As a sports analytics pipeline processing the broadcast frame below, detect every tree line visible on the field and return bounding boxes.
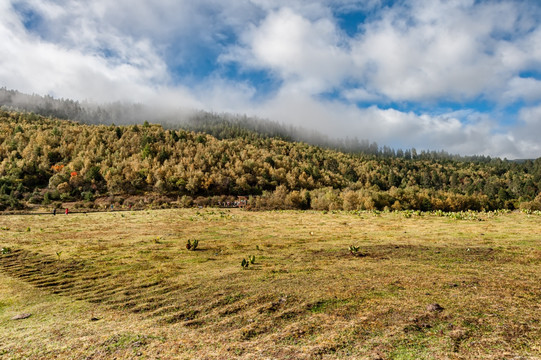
[0,87,497,161]
[0,110,540,211]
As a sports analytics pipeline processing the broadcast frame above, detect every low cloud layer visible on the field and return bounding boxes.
[1,0,541,159]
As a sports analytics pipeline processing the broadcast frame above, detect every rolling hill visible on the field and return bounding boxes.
[0,109,540,212]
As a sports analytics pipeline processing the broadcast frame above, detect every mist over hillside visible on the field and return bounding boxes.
[0,88,495,162]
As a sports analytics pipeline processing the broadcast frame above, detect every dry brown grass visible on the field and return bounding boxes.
[0,209,540,359]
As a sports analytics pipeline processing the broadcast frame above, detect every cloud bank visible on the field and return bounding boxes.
[1,0,541,159]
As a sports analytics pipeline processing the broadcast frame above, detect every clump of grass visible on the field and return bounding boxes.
[403,210,413,218]
[26,227,31,232]
[248,255,256,264]
[349,245,360,254]
[241,258,249,269]
[349,245,366,257]
[1,247,12,254]
[186,239,199,251]
[55,251,62,260]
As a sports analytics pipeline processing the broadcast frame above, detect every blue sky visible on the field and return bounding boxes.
[1,0,541,159]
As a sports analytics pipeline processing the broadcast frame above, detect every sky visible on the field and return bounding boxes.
[1,0,541,159]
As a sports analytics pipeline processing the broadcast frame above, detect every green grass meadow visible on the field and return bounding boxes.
[1,209,540,359]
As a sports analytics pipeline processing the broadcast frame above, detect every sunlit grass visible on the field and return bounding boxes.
[0,209,540,359]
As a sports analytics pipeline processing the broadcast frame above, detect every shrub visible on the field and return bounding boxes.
[28,193,43,204]
[186,239,199,251]
[349,245,366,257]
[81,191,94,201]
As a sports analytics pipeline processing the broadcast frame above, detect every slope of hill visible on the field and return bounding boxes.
[0,87,495,161]
[0,110,540,211]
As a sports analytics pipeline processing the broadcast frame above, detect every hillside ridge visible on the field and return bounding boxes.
[0,87,498,161]
[0,110,540,211]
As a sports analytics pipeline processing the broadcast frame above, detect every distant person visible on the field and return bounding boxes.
[111,204,114,211]
[65,208,69,215]
[53,208,56,216]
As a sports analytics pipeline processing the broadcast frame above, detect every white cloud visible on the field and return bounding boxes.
[224,0,541,107]
[342,87,381,102]
[516,106,541,156]
[502,77,541,103]
[223,7,352,94]
[349,0,519,102]
[1,0,202,106]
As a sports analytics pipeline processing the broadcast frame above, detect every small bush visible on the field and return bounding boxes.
[349,245,367,257]
[28,193,43,204]
[186,239,199,251]
[349,245,360,254]
[81,191,94,201]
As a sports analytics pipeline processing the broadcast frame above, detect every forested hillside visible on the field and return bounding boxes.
[0,87,492,160]
[1,110,540,211]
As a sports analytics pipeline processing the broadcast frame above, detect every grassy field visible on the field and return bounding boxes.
[0,208,540,359]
